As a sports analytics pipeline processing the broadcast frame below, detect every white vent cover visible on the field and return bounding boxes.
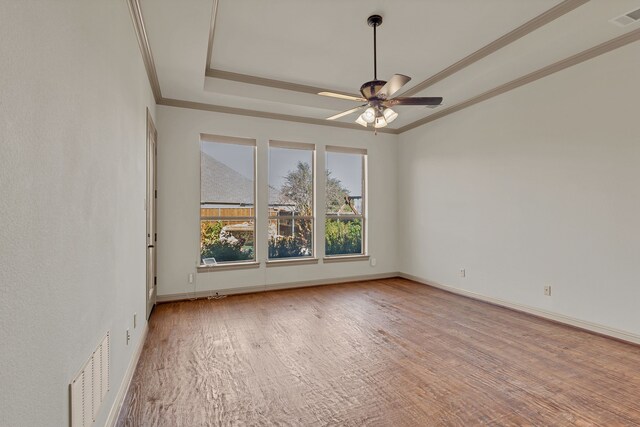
[610,7,640,27]
[70,332,110,427]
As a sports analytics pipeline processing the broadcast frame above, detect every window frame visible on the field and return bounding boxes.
[324,146,368,260]
[267,140,317,263]
[198,133,258,269]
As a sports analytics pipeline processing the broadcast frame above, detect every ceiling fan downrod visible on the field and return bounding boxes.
[367,15,383,81]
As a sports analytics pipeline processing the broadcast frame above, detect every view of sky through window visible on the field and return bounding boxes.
[269,147,311,191]
[326,152,362,197]
[201,142,253,180]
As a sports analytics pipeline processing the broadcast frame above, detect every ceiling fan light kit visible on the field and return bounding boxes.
[320,14,443,133]
[355,115,368,127]
[383,108,398,123]
[374,115,388,129]
[362,107,376,123]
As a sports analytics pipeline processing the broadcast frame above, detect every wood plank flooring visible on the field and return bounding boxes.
[117,278,640,426]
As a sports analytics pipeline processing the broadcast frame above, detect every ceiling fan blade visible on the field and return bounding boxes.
[375,74,411,99]
[385,97,443,106]
[326,105,366,121]
[318,92,367,102]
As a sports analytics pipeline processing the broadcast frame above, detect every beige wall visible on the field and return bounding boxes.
[156,106,399,297]
[0,1,155,425]
[398,41,640,339]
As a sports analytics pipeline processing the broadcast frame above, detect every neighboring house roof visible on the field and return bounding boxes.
[201,152,283,206]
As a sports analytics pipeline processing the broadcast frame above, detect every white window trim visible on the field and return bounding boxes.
[197,261,261,272]
[268,140,317,261]
[265,257,319,267]
[324,147,368,259]
[323,254,370,263]
[199,135,258,269]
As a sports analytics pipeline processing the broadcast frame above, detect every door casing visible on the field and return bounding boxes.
[146,108,158,319]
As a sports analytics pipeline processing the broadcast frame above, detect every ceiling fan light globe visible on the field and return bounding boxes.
[374,116,388,128]
[362,107,376,124]
[355,114,368,127]
[383,108,398,123]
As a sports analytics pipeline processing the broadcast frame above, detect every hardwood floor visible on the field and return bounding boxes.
[117,278,640,426]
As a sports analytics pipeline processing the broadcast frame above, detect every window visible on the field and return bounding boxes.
[325,146,366,256]
[268,141,315,259]
[200,135,256,265]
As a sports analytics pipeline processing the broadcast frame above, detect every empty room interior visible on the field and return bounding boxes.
[3,0,640,426]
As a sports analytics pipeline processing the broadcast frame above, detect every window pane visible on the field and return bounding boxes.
[325,218,363,256]
[326,152,363,215]
[269,147,313,216]
[268,218,313,259]
[200,139,255,265]
[201,141,254,210]
[269,145,314,260]
[200,220,255,264]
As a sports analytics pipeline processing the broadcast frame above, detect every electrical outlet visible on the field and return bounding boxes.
[460,268,466,278]
[188,273,194,284]
[544,285,552,296]
[126,329,131,345]
[370,258,377,267]
[133,313,137,329]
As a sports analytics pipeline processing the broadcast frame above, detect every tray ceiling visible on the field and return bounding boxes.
[139,0,640,132]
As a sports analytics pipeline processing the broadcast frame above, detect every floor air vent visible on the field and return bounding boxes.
[70,332,110,427]
[611,8,640,27]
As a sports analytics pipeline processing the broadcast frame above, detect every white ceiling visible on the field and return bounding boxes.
[140,0,640,130]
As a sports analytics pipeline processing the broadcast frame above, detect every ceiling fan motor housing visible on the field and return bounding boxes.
[360,80,387,100]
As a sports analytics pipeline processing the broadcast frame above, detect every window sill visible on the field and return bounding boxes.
[266,258,319,267]
[323,255,370,263]
[197,261,260,272]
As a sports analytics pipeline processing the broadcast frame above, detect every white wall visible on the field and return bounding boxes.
[156,106,398,297]
[398,42,640,337]
[0,1,155,426]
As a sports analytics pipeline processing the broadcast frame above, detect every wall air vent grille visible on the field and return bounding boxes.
[70,332,110,427]
[610,8,640,27]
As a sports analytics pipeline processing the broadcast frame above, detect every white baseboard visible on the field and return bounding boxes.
[156,272,400,303]
[400,273,640,346]
[105,323,149,427]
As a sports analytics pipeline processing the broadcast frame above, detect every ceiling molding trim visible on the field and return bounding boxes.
[203,0,587,103]
[398,27,640,134]
[205,68,361,98]
[200,133,256,146]
[205,0,219,72]
[158,98,400,134]
[400,0,589,97]
[204,1,359,98]
[127,0,162,103]
[135,0,614,137]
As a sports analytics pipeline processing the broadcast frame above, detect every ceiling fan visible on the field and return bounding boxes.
[319,14,443,131]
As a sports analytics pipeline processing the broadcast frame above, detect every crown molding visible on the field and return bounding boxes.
[128,0,390,133]
[204,0,586,106]
[159,98,399,134]
[204,0,359,99]
[204,0,219,74]
[398,27,640,133]
[399,0,589,97]
[205,68,361,99]
[127,0,162,103]
[132,0,638,135]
